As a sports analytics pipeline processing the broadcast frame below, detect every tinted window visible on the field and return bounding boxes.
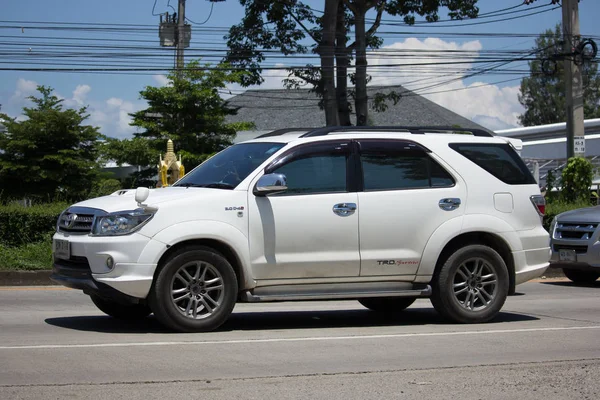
[430,160,455,187]
[450,143,536,185]
[273,154,347,195]
[361,152,454,191]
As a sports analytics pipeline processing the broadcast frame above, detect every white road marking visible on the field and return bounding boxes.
[1,325,599,350]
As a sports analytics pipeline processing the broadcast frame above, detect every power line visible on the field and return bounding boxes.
[152,0,161,16]
[186,3,214,25]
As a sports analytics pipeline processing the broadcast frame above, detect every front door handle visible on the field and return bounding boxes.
[333,203,357,217]
[439,198,461,211]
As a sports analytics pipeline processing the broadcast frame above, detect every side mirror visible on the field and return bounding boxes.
[135,187,150,206]
[254,173,288,196]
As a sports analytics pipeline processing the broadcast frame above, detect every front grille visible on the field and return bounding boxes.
[53,256,91,279]
[54,255,90,270]
[58,212,94,233]
[57,207,105,234]
[553,244,589,254]
[554,222,598,240]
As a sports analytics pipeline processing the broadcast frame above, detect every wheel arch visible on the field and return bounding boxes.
[154,238,249,292]
[432,232,516,295]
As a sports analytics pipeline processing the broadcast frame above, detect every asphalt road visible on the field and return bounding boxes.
[1,279,599,399]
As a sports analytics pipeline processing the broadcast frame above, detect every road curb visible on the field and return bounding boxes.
[0,271,56,286]
[544,266,566,279]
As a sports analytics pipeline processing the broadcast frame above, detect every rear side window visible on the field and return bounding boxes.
[450,143,536,185]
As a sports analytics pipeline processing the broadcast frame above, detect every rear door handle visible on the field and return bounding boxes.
[439,198,461,211]
[333,203,357,217]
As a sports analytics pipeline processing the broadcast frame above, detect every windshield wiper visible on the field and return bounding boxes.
[176,182,235,189]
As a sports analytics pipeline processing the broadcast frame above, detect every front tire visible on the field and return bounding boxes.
[149,246,238,332]
[563,268,600,284]
[430,245,509,324]
[358,297,416,312]
[90,295,151,320]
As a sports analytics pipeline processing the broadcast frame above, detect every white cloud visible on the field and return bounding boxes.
[61,84,92,108]
[222,39,524,130]
[72,84,91,105]
[106,97,124,108]
[153,74,170,87]
[368,37,483,87]
[9,78,38,105]
[365,38,523,129]
[4,79,144,138]
[91,97,140,138]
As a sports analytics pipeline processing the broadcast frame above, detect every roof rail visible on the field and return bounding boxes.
[299,126,494,138]
[255,128,315,138]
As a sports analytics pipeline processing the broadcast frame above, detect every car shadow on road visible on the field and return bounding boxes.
[540,281,600,289]
[44,308,538,334]
[219,308,538,332]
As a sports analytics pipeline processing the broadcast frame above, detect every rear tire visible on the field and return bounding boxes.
[149,246,238,333]
[430,245,509,324]
[563,268,600,284]
[90,295,151,320]
[358,297,416,312]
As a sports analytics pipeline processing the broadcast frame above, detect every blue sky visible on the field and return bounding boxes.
[1,0,599,137]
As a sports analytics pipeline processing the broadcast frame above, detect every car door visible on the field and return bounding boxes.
[248,140,360,280]
[356,139,466,277]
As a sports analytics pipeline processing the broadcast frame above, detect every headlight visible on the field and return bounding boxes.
[549,217,557,239]
[56,209,67,232]
[91,209,155,236]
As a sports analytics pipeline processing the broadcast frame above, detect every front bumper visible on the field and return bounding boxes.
[50,258,142,304]
[52,232,166,299]
[549,239,600,270]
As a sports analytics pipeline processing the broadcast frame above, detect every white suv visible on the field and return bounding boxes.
[52,126,550,332]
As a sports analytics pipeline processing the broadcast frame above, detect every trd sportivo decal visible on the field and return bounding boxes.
[377,260,420,266]
[224,206,245,211]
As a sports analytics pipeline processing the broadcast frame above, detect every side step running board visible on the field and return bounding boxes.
[241,283,432,303]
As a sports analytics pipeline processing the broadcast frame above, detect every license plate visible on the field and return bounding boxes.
[559,249,576,262]
[53,239,70,260]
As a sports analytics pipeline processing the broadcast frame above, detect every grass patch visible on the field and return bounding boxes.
[0,240,52,271]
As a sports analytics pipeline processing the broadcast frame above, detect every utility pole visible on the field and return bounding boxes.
[176,0,187,72]
[562,0,585,158]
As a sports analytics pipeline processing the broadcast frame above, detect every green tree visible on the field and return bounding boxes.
[518,24,600,126]
[560,157,594,203]
[128,60,254,172]
[0,86,102,202]
[98,137,158,188]
[226,0,479,126]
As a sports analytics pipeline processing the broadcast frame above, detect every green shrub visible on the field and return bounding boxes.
[543,199,593,231]
[88,178,122,199]
[0,202,68,247]
[561,157,594,203]
[0,240,52,271]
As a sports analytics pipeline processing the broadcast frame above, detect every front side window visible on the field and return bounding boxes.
[272,154,347,195]
[174,142,285,189]
[361,149,454,191]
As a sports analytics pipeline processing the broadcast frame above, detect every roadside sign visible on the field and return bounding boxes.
[574,136,585,155]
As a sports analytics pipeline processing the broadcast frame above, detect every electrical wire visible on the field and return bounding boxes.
[186,4,215,26]
[167,0,176,14]
[151,0,163,16]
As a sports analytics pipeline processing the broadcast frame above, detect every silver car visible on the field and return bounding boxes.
[550,206,600,283]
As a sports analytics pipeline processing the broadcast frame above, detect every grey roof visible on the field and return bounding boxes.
[225,85,487,132]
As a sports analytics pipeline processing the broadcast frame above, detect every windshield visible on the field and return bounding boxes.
[173,142,285,189]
